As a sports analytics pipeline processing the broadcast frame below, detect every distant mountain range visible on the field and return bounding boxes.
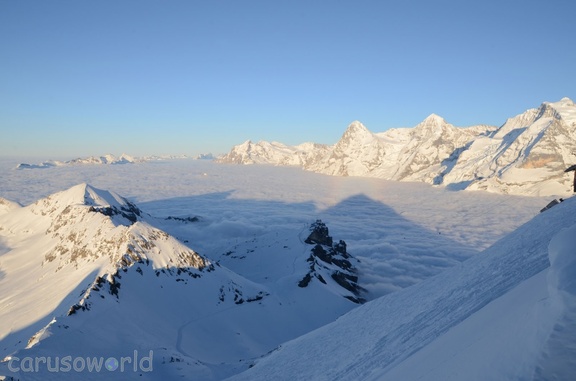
[218,98,576,196]
[15,153,214,169]
[15,154,143,169]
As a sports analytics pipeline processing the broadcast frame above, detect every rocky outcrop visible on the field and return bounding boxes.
[298,220,365,303]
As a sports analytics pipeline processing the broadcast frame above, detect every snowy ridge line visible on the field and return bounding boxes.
[227,197,576,381]
[15,153,142,169]
[14,153,213,169]
[219,97,576,197]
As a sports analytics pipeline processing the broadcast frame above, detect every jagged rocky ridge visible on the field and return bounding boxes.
[218,98,576,196]
[298,220,365,304]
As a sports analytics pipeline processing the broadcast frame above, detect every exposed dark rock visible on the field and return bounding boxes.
[165,216,200,223]
[298,273,312,288]
[67,303,90,315]
[109,274,121,297]
[540,198,564,213]
[315,274,327,284]
[246,292,268,303]
[311,244,332,264]
[298,219,365,303]
[305,220,333,246]
[331,271,360,294]
[334,240,348,256]
[88,201,142,225]
[344,295,366,304]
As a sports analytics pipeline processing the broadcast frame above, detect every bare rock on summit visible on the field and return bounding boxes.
[299,220,365,303]
[304,219,333,246]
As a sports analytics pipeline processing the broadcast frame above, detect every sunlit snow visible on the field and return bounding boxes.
[0,157,570,380]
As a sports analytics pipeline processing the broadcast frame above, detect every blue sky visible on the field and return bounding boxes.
[1,0,575,158]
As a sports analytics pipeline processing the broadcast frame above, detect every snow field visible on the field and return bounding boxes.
[0,158,562,380]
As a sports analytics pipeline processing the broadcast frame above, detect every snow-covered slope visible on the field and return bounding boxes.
[219,98,576,196]
[0,184,214,356]
[0,198,20,215]
[460,97,576,195]
[216,140,330,167]
[0,184,362,380]
[303,116,496,184]
[226,197,576,381]
[305,121,388,177]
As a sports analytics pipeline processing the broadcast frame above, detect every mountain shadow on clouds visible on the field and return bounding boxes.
[0,188,481,381]
[141,192,477,299]
[318,194,478,297]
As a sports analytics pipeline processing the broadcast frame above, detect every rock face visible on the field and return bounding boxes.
[299,220,365,303]
[218,98,576,196]
[304,219,333,246]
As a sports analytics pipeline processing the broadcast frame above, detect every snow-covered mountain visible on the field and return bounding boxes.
[0,184,361,380]
[16,154,141,169]
[304,116,494,182]
[218,140,330,167]
[226,196,576,381]
[219,98,576,196]
[14,153,213,169]
[0,198,20,215]
[458,97,576,195]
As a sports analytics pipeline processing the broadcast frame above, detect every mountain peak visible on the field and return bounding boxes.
[542,97,575,110]
[411,114,452,137]
[422,113,447,125]
[535,97,576,131]
[53,183,130,209]
[346,120,369,131]
[30,183,143,226]
[340,121,374,143]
